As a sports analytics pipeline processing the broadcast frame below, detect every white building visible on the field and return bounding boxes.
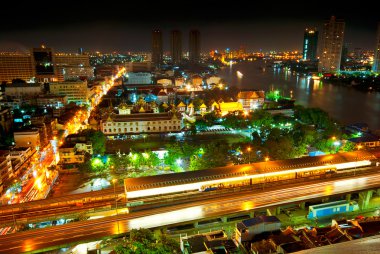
[126,72,152,85]
[237,90,265,112]
[101,112,182,136]
[4,83,43,99]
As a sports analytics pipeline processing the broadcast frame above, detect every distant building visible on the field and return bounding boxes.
[171,30,182,65]
[318,16,345,72]
[13,129,40,150]
[126,72,152,85]
[0,151,13,195]
[49,80,88,105]
[54,52,94,80]
[4,83,43,99]
[303,28,319,61]
[152,29,163,69]
[373,22,380,73]
[237,90,265,112]
[0,53,34,83]
[0,107,13,136]
[211,101,244,116]
[36,94,67,108]
[32,46,59,83]
[189,30,201,63]
[124,62,152,72]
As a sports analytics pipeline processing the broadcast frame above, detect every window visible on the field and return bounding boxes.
[109,129,112,132]
[148,127,150,130]
[136,128,138,131]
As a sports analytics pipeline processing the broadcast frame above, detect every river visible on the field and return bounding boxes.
[217,60,380,130]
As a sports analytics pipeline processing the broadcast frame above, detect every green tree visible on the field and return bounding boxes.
[250,110,274,128]
[114,228,180,254]
[80,129,107,155]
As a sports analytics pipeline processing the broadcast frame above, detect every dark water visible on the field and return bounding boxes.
[218,60,380,130]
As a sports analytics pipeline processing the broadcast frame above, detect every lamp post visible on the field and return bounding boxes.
[112,179,119,234]
[263,157,270,190]
[247,147,251,164]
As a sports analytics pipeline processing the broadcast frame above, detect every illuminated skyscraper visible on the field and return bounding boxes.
[318,16,345,72]
[189,30,201,63]
[302,28,318,61]
[373,23,380,72]
[171,30,182,65]
[152,29,163,69]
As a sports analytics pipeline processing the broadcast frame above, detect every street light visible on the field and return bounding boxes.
[263,157,270,190]
[112,179,119,234]
[247,147,251,164]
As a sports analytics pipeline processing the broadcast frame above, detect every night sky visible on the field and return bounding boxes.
[0,1,378,53]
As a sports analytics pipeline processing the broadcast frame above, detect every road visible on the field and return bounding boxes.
[1,172,380,253]
[0,166,376,227]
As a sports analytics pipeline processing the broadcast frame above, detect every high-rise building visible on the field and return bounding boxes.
[0,47,93,83]
[302,28,318,61]
[189,30,201,64]
[32,46,58,82]
[318,16,345,72]
[54,53,94,80]
[152,29,163,69]
[171,30,182,65]
[0,53,35,83]
[373,23,380,72]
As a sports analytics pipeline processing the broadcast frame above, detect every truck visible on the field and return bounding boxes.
[307,200,359,220]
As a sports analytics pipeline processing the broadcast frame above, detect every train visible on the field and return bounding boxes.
[307,200,359,219]
[124,150,378,199]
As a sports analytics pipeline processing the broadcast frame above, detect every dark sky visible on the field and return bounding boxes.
[0,1,378,53]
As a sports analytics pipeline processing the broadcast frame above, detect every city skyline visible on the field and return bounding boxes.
[0,1,378,53]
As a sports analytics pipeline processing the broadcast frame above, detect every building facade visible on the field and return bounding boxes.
[0,53,34,83]
[189,30,201,63]
[0,151,13,195]
[0,47,94,83]
[55,53,94,80]
[4,83,43,99]
[126,72,152,85]
[318,16,345,72]
[59,142,92,165]
[303,28,319,61]
[32,46,59,83]
[13,129,41,150]
[49,80,88,105]
[237,90,265,112]
[171,30,182,65]
[100,112,182,136]
[152,29,163,69]
[373,23,380,73]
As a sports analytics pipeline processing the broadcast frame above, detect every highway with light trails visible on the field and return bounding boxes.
[1,170,380,253]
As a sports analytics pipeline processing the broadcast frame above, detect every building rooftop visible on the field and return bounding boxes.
[295,234,380,254]
[102,112,180,122]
